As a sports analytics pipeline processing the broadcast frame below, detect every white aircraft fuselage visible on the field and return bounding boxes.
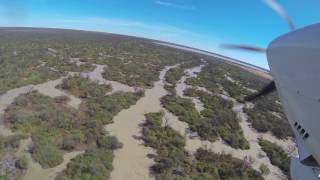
[267,23,320,179]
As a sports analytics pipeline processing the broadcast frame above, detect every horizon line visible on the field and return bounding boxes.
[0,26,269,73]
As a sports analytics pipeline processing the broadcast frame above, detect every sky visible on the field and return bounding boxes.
[0,0,319,69]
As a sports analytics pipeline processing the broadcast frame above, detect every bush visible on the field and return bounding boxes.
[0,57,62,93]
[142,112,190,179]
[259,164,270,175]
[259,139,290,176]
[194,148,263,180]
[57,136,121,180]
[165,66,184,84]
[245,94,293,139]
[161,93,249,149]
[62,131,83,151]
[15,156,29,169]
[31,131,63,168]
[4,90,142,169]
[58,76,111,98]
[58,148,113,180]
[82,91,144,124]
[184,62,292,139]
[97,136,123,150]
[185,61,267,100]
[141,112,262,180]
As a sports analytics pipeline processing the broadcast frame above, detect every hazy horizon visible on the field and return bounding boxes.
[1,0,319,69]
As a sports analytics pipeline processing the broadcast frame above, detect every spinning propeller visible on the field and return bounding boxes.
[221,0,295,101]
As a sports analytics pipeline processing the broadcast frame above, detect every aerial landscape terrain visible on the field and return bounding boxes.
[0,27,296,180]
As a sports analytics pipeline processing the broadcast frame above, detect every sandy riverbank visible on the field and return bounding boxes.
[105,65,178,180]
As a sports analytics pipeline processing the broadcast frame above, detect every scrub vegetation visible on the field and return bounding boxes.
[98,50,201,88]
[0,61,61,94]
[244,94,293,139]
[0,135,27,156]
[162,90,249,150]
[259,139,290,177]
[3,88,142,168]
[0,134,28,179]
[163,61,249,149]
[185,61,256,100]
[142,112,262,179]
[57,75,112,98]
[186,61,293,139]
[165,66,185,85]
[0,27,200,93]
[164,61,202,85]
[56,136,122,180]
[189,60,269,94]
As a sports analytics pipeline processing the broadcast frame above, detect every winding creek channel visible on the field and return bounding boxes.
[105,65,178,180]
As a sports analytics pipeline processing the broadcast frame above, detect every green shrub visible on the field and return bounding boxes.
[187,62,292,139]
[245,94,293,139]
[142,112,190,179]
[141,112,262,180]
[57,136,121,180]
[164,84,176,94]
[62,130,83,151]
[58,76,111,98]
[161,94,249,149]
[194,148,263,180]
[185,61,267,100]
[0,28,202,91]
[4,90,142,166]
[165,66,184,84]
[97,136,123,150]
[31,130,63,168]
[58,148,113,180]
[15,156,29,169]
[82,91,144,124]
[259,139,290,176]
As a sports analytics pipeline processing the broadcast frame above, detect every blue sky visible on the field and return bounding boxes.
[0,0,319,69]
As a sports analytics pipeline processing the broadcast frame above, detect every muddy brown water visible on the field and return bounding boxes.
[175,65,205,113]
[81,64,135,94]
[105,65,179,180]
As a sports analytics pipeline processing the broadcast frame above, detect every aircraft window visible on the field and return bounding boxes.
[304,133,310,140]
[301,129,305,135]
[294,122,298,126]
[297,125,301,130]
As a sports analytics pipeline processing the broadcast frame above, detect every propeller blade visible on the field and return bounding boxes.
[221,44,266,53]
[244,81,276,101]
[264,0,296,31]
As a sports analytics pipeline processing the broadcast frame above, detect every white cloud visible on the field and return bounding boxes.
[155,1,196,11]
